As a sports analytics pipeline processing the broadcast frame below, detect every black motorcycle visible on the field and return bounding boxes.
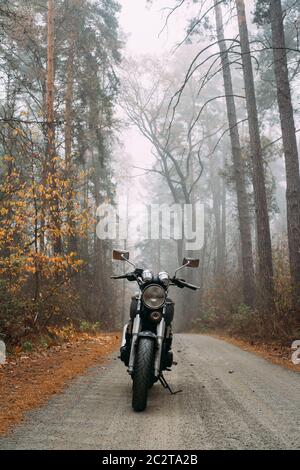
[111,249,200,412]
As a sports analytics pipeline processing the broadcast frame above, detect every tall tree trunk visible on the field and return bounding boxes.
[93,153,106,319]
[46,0,62,254]
[269,0,300,307]
[236,0,275,311]
[214,1,255,308]
[46,0,55,163]
[209,147,222,278]
[64,0,78,254]
[220,158,227,273]
[40,81,47,254]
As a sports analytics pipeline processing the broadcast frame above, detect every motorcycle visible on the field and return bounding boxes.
[111,249,200,412]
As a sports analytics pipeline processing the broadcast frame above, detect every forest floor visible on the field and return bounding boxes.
[0,332,119,435]
[207,332,300,373]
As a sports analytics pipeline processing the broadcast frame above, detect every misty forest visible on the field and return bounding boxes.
[0,0,300,350]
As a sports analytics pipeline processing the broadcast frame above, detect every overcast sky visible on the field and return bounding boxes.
[118,0,254,54]
[114,1,256,253]
[116,1,191,194]
[116,0,255,172]
[118,0,187,55]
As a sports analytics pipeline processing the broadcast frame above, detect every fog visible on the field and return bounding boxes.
[0,0,299,338]
[113,0,300,331]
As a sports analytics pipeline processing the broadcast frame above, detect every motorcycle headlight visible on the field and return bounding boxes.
[158,271,170,287]
[142,269,153,282]
[142,284,166,309]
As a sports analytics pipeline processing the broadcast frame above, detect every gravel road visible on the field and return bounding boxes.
[0,334,299,450]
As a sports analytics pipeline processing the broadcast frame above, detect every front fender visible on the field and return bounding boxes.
[138,331,157,341]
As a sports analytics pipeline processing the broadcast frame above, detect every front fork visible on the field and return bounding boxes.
[128,313,141,375]
[154,318,165,378]
[127,314,166,379]
[121,323,128,348]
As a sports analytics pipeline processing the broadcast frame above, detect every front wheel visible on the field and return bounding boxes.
[132,338,155,412]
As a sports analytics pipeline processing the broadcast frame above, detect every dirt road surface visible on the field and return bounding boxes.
[0,334,299,450]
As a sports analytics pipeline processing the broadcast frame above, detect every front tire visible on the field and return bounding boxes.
[132,338,155,412]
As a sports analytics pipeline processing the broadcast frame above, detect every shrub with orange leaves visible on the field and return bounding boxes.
[0,154,95,348]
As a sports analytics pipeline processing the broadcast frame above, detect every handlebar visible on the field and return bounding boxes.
[171,278,200,291]
[111,272,200,290]
[111,272,137,281]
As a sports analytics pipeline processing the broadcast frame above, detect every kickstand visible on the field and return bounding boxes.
[159,374,182,395]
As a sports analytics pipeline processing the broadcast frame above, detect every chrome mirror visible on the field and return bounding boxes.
[113,249,129,261]
[182,258,200,268]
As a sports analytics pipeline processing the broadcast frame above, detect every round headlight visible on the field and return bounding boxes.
[142,269,153,282]
[142,284,166,309]
[158,271,170,287]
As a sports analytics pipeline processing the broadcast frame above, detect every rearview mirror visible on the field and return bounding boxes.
[183,258,199,268]
[113,249,130,261]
